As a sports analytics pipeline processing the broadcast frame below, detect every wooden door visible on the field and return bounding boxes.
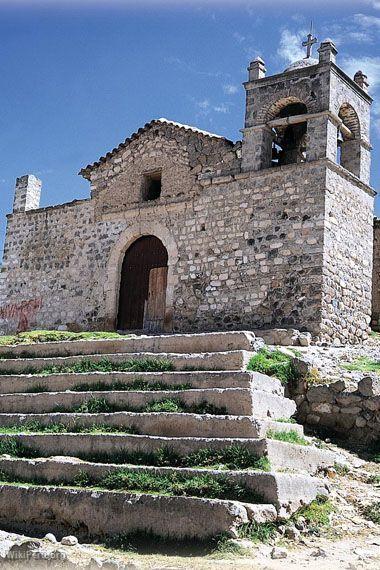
[143,266,168,332]
[117,236,168,331]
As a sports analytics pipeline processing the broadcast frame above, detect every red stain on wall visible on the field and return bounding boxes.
[0,298,43,332]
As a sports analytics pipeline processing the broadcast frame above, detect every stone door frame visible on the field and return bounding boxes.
[104,221,178,332]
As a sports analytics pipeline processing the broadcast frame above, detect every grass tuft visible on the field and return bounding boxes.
[267,429,309,446]
[247,348,299,385]
[0,330,126,347]
[362,502,380,524]
[0,437,38,458]
[0,421,139,435]
[72,379,192,392]
[96,469,263,502]
[0,357,175,376]
[342,356,380,374]
[54,396,227,416]
[238,521,277,543]
[295,495,333,527]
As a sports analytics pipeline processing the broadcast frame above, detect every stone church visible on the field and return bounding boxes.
[0,38,377,343]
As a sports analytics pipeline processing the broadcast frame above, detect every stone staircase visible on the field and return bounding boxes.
[0,331,335,543]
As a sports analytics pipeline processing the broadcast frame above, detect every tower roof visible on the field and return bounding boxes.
[284,58,318,73]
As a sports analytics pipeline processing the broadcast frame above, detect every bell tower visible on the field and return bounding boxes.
[242,37,372,186]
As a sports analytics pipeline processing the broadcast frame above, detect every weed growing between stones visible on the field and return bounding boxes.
[368,474,380,486]
[342,356,380,374]
[294,495,333,528]
[54,396,228,415]
[71,379,192,392]
[247,348,299,385]
[276,418,297,424]
[0,330,127,347]
[238,521,277,543]
[0,438,37,458]
[0,357,175,376]
[362,502,380,524]
[78,445,271,471]
[0,422,140,435]
[75,468,265,503]
[24,384,50,393]
[103,530,247,556]
[0,437,270,470]
[267,430,309,446]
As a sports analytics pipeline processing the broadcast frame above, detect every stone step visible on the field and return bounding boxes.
[0,331,257,358]
[0,433,335,473]
[0,350,253,374]
[0,388,296,419]
[0,456,328,518]
[0,370,284,396]
[0,483,258,540]
[0,412,301,438]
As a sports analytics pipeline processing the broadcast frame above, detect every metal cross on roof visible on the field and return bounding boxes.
[302,23,317,59]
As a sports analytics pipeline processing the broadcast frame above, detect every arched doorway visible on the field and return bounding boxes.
[117,235,168,332]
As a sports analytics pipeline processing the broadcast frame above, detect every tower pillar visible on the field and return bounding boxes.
[13,175,42,213]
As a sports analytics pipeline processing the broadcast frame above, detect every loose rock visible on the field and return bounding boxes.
[271,547,288,559]
[61,535,79,546]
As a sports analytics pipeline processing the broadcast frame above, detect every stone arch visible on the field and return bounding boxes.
[337,103,362,177]
[259,95,315,124]
[104,221,179,331]
[338,103,361,139]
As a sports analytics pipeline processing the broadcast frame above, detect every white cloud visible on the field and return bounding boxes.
[223,84,239,95]
[277,28,307,64]
[354,13,380,28]
[342,56,380,136]
[232,32,246,44]
[197,99,210,110]
[213,104,229,113]
[341,56,380,90]
[366,0,380,8]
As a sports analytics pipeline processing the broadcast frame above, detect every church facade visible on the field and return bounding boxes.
[0,39,376,343]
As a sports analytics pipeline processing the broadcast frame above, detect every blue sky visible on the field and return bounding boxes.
[0,0,379,254]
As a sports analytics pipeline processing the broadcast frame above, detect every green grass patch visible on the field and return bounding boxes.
[79,445,270,471]
[275,418,297,424]
[94,469,264,502]
[0,437,38,458]
[0,421,139,435]
[54,396,227,415]
[368,474,380,485]
[362,502,380,524]
[267,430,309,446]
[0,330,126,347]
[238,521,277,543]
[247,348,299,385]
[342,356,380,374]
[0,436,270,471]
[0,357,175,376]
[0,467,263,503]
[24,384,50,393]
[72,379,192,392]
[103,530,247,556]
[295,495,333,527]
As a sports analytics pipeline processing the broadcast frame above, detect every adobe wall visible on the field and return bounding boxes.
[372,218,380,330]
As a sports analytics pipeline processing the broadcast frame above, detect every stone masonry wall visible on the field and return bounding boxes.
[294,376,380,444]
[0,140,328,336]
[372,219,380,330]
[320,166,374,343]
[0,103,374,340]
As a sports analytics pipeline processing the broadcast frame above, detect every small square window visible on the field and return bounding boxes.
[142,171,162,202]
